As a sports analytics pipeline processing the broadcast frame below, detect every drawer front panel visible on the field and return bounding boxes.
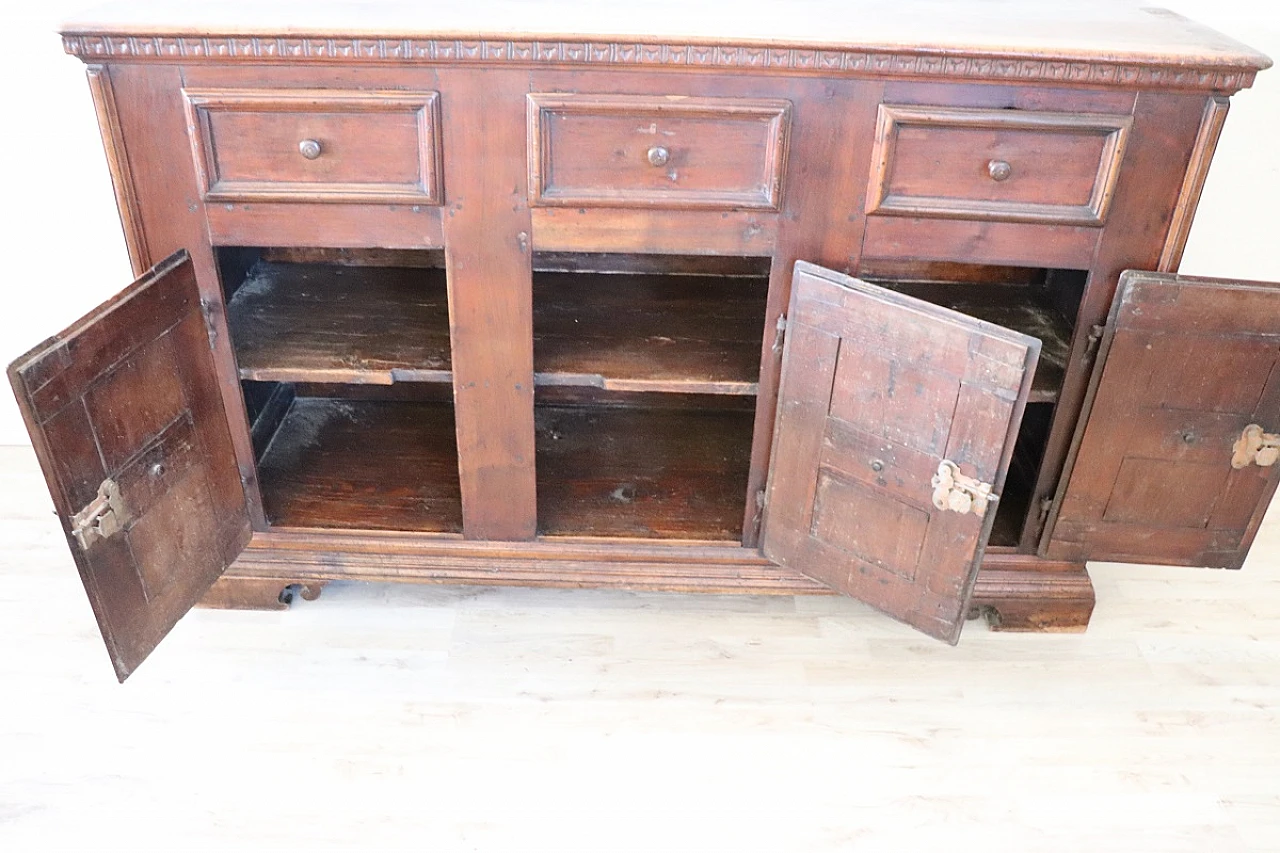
[527,93,791,210]
[183,88,443,204]
[867,105,1132,226]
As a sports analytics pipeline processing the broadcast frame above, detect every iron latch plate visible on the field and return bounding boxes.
[931,460,997,517]
[1232,424,1280,469]
[70,478,126,550]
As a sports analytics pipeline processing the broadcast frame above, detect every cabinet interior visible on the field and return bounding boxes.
[220,248,766,542]
[220,247,1078,549]
[859,258,1087,548]
[223,248,461,533]
[531,252,767,541]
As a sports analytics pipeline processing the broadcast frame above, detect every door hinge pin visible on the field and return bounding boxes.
[1037,495,1054,523]
[771,315,788,355]
[199,298,219,347]
[1084,323,1106,357]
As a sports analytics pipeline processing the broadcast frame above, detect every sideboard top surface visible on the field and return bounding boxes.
[62,0,1270,88]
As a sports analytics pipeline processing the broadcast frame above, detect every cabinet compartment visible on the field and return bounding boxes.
[532,253,769,396]
[223,248,451,385]
[249,384,462,533]
[220,248,462,534]
[535,391,754,541]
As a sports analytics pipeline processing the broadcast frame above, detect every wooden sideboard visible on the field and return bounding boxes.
[10,1,1278,680]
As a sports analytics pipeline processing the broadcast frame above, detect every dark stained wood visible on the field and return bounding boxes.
[536,404,753,541]
[1047,272,1280,569]
[439,69,538,540]
[533,271,768,395]
[761,262,1039,643]
[258,398,462,533]
[226,261,452,384]
[7,252,250,681]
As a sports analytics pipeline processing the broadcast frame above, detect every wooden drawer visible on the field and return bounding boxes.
[183,88,443,204]
[527,93,791,210]
[867,105,1132,226]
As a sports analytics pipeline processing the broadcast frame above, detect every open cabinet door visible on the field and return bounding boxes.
[761,262,1040,643]
[8,251,250,681]
[1046,271,1280,569]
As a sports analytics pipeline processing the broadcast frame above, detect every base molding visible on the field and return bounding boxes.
[969,556,1095,632]
[218,532,1096,631]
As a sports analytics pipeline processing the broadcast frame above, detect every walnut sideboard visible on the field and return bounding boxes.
[10,1,1277,680]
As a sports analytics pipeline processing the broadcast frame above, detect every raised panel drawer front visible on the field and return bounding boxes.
[527,93,791,210]
[183,88,443,204]
[867,105,1133,226]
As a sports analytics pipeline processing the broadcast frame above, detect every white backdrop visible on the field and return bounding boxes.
[0,1,1277,446]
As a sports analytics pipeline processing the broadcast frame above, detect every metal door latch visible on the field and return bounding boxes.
[1232,424,1280,469]
[931,460,997,517]
[70,478,126,550]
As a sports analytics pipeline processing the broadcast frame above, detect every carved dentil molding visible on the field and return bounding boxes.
[62,34,1255,91]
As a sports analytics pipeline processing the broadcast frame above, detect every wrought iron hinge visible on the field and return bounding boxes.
[1036,495,1054,524]
[70,478,126,550]
[1083,323,1106,358]
[931,460,998,518]
[1232,424,1280,469]
[199,298,219,348]
[771,315,788,355]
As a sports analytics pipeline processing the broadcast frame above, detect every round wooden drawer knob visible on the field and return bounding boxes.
[988,159,1012,182]
[647,146,671,167]
[299,139,323,160]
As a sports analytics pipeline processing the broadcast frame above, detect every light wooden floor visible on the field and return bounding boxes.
[2,444,1279,852]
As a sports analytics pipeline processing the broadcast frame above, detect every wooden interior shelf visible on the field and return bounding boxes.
[258,397,462,533]
[227,261,452,385]
[532,271,769,396]
[535,400,754,541]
